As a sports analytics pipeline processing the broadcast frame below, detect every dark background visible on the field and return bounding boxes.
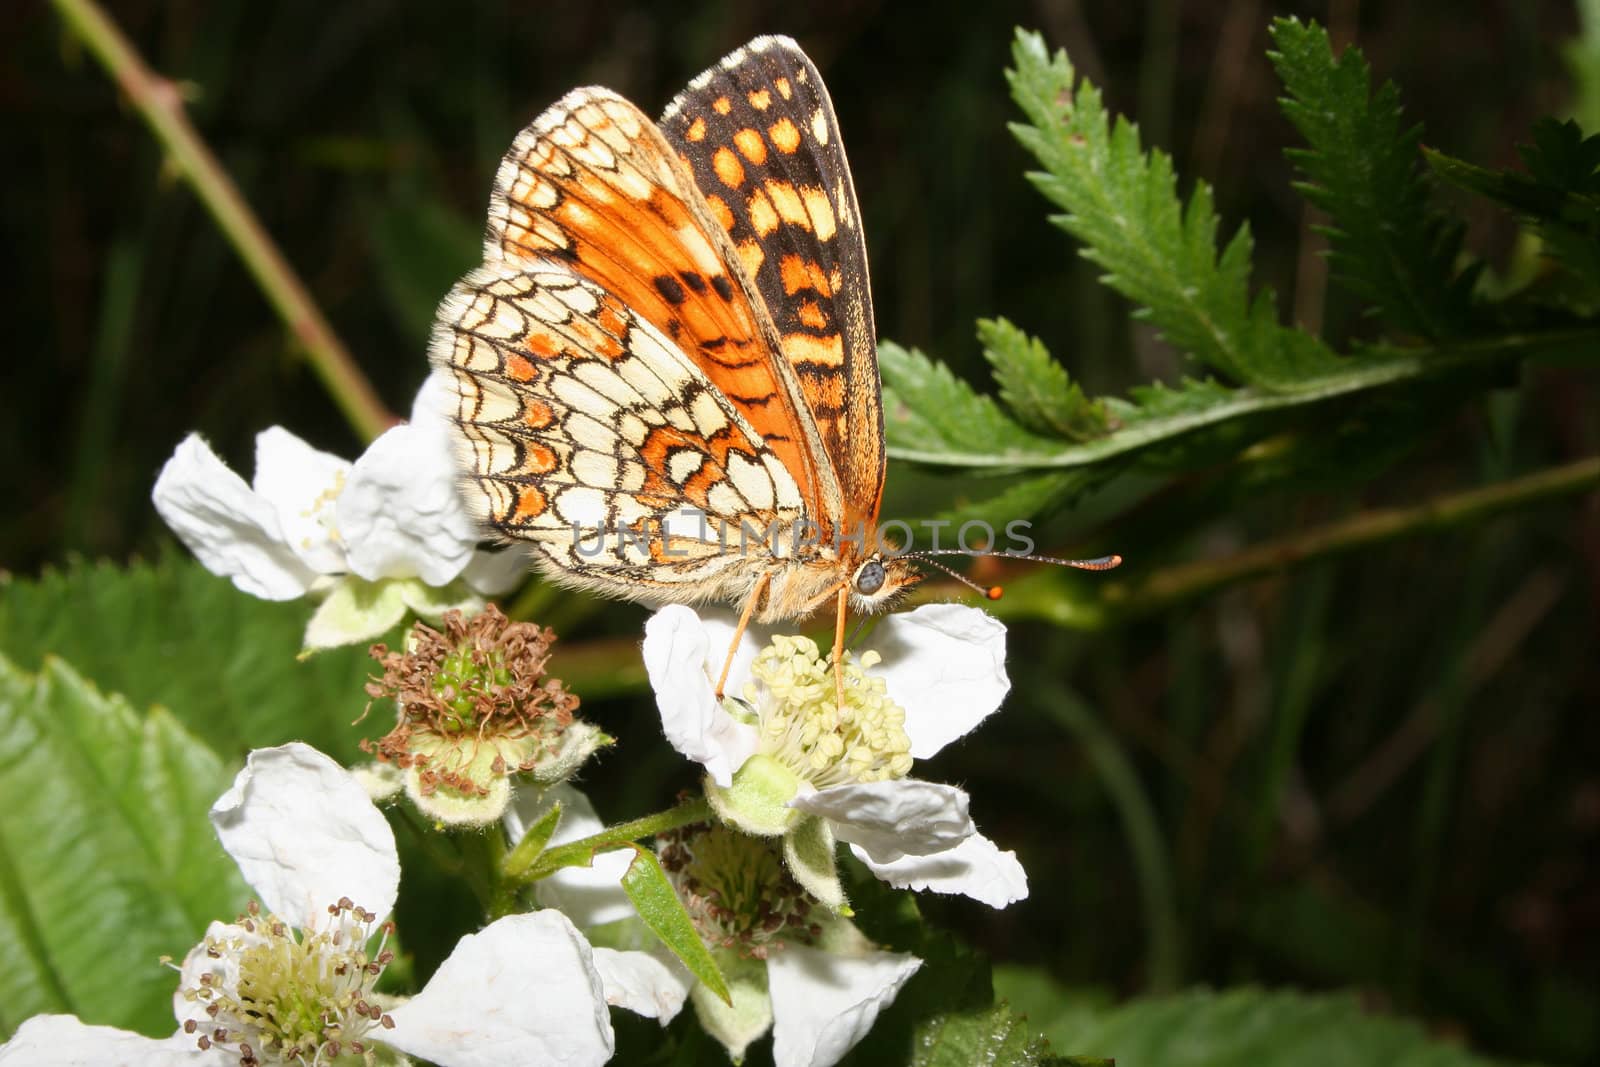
[5,2,1597,1063]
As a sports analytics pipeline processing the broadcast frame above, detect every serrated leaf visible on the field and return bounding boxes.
[619,846,731,1005]
[880,341,1060,463]
[1425,120,1600,292]
[1269,17,1475,339]
[979,318,1111,440]
[0,653,249,1038]
[1012,984,1529,1067]
[1007,29,1344,390]
[0,558,382,762]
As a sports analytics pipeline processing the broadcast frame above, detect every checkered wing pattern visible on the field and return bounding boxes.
[479,84,839,527]
[433,260,806,601]
[660,36,885,529]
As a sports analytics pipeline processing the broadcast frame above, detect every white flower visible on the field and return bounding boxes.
[642,603,1028,910]
[504,790,920,1067]
[151,374,524,648]
[0,743,616,1067]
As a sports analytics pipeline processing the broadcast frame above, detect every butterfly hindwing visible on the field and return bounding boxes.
[660,35,886,530]
[431,259,807,600]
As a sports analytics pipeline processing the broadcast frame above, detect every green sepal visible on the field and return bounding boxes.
[502,799,562,879]
[620,845,732,1005]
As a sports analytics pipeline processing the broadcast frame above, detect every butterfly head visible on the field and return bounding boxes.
[848,553,920,613]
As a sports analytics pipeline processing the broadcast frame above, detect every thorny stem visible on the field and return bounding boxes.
[51,0,394,443]
[508,795,714,885]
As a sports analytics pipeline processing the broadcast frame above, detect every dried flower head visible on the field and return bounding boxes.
[363,606,608,825]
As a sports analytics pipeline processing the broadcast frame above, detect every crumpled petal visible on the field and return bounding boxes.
[251,426,350,574]
[643,606,759,787]
[209,743,399,930]
[591,946,692,1022]
[503,784,635,928]
[789,779,975,864]
[152,434,317,600]
[869,604,1009,760]
[849,830,1028,908]
[0,1015,197,1067]
[385,911,614,1067]
[338,375,479,586]
[768,943,922,1067]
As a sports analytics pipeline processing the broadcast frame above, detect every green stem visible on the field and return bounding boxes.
[1041,683,1182,992]
[50,0,394,443]
[510,795,713,885]
[1000,456,1600,628]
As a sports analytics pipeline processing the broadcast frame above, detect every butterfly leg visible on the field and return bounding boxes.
[714,571,772,700]
[832,582,849,712]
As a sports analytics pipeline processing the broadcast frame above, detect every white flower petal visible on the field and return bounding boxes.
[790,779,974,864]
[173,919,255,1034]
[850,830,1028,908]
[0,1015,197,1067]
[461,546,528,595]
[251,426,350,574]
[870,604,1009,759]
[591,946,691,1021]
[385,911,614,1067]
[504,784,635,928]
[643,606,760,787]
[152,434,317,600]
[209,743,399,930]
[338,377,478,586]
[769,943,921,1067]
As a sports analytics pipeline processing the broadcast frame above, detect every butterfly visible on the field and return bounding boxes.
[431,36,1116,696]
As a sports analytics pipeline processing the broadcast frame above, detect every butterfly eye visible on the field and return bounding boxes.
[854,559,887,596]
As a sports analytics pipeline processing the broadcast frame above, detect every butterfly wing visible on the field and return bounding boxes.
[481,86,840,528]
[659,36,885,533]
[431,259,807,604]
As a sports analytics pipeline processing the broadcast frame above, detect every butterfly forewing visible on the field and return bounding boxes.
[481,86,837,524]
[660,36,886,531]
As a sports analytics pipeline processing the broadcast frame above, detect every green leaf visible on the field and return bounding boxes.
[619,846,731,1005]
[880,341,1060,463]
[1269,17,1475,339]
[1007,29,1344,391]
[1010,984,1532,1067]
[1425,119,1600,292]
[979,318,1111,440]
[911,1003,1065,1067]
[0,558,384,762]
[0,653,249,1038]
[888,328,1600,472]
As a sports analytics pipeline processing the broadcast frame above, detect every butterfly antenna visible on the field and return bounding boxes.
[904,548,1122,601]
[904,554,1006,601]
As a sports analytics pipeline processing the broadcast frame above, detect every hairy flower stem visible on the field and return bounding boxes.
[508,796,715,885]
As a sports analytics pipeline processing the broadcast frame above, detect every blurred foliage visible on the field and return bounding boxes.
[4,2,1599,1065]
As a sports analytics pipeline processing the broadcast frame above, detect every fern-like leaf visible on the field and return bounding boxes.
[1006,29,1344,392]
[979,318,1111,440]
[1425,118,1600,294]
[1269,17,1476,339]
[879,341,1059,463]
